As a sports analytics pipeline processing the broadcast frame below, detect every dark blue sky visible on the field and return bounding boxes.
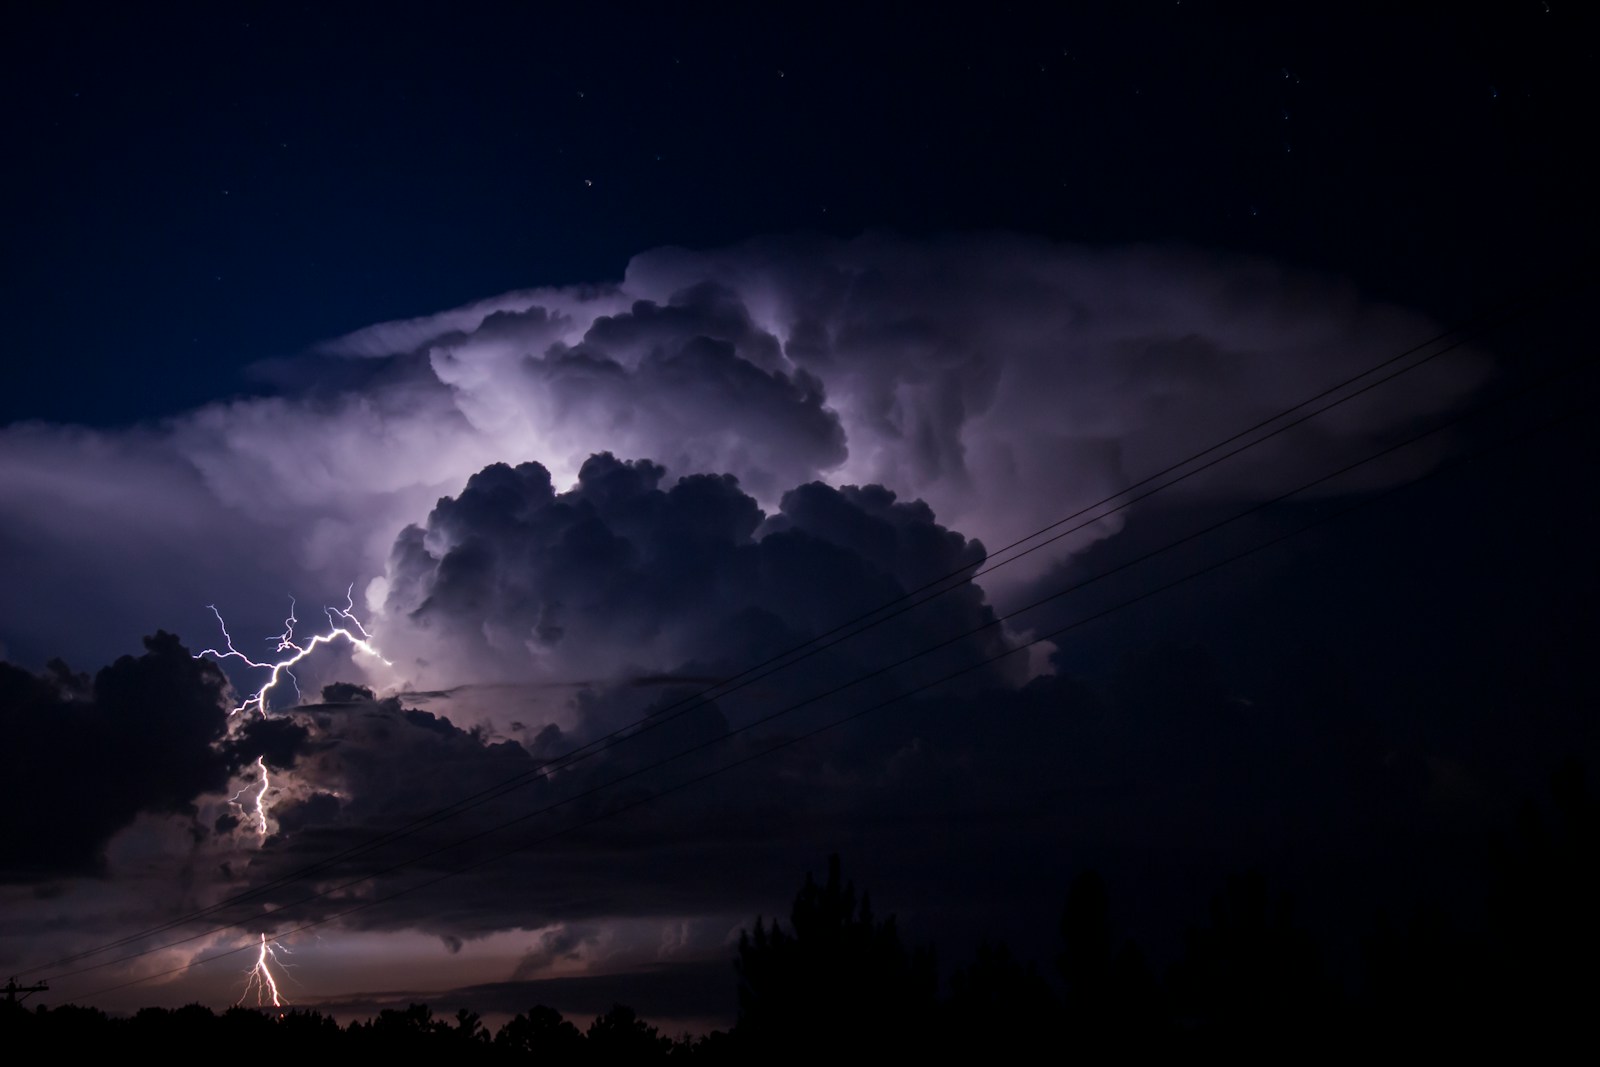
[4,2,1588,425]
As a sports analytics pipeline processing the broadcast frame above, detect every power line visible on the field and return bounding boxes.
[66,371,1595,1005]
[26,268,1584,978]
[41,333,1595,991]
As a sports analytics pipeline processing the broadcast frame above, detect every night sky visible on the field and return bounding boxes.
[1,1,1595,1032]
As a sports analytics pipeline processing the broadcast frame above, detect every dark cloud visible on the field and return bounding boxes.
[382,452,1010,701]
[204,652,1449,995]
[322,682,377,704]
[232,715,313,771]
[0,476,1556,1021]
[0,633,234,879]
[199,460,1016,940]
[0,450,1421,972]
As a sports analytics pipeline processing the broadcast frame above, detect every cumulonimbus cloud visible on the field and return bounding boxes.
[0,232,1486,684]
[0,233,1521,1020]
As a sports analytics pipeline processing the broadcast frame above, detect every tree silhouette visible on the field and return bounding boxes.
[450,1007,491,1049]
[947,940,1058,1058]
[353,1002,454,1055]
[1363,902,1477,1053]
[495,1004,585,1060]
[1479,757,1598,1052]
[1057,871,1161,1052]
[734,855,936,1054]
[1166,871,1335,1054]
[587,1002,672,1060]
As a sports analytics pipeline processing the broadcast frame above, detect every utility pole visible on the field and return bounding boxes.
[3,978,47,1003]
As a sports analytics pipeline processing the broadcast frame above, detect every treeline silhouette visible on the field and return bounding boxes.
[4,760,1593,1060]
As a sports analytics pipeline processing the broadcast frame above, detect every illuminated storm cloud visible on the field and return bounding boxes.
[0,234,1485,674]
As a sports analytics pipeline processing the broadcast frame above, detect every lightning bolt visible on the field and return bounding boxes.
[238,933,290,1009]
[195,589,376,1004]
[230,755,272,839]
[200,585,391,844]
[197,584,392,717]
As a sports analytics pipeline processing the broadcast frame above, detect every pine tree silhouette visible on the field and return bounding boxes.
[734,855,935,1054]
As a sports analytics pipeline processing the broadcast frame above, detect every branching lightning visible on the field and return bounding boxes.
[238,932,290,1008]
[198,584,392,717]
[191,589,375,1006]
[200,585,391,845]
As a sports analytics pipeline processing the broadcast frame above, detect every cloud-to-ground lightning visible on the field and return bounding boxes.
[197,585,392,717]
[195,591,367,1008]
[238,933,290,1009]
